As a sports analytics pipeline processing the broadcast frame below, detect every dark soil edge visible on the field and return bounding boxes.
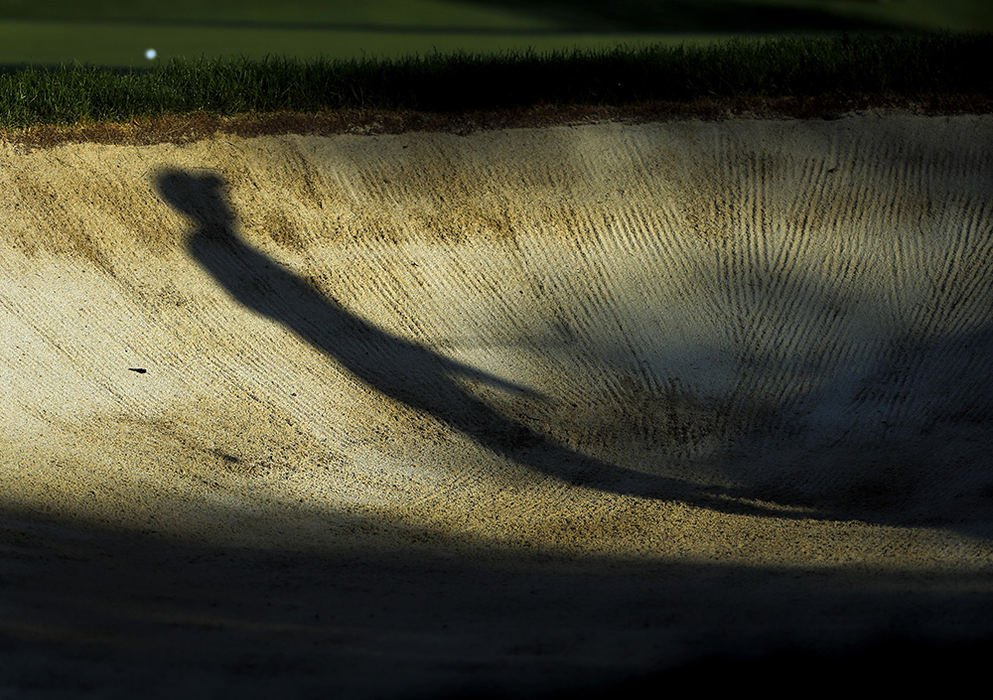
[5,93,992,149]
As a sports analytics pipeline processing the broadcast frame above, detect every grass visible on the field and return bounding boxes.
[1,33,991,129]
[0,0,991,66]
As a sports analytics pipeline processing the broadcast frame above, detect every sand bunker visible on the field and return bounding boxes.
[2,114,992,696]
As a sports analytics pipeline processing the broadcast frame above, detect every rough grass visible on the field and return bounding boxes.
[1,33,990,129]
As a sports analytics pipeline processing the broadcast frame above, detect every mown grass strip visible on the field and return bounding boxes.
[1,33,990,128]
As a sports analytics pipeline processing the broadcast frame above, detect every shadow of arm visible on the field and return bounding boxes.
[439,356,548,400]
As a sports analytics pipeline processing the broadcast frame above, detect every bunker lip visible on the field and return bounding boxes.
[5,92,993,148]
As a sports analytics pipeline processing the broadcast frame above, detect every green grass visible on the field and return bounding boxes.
[0,0,991,66]
[1,33,990,129]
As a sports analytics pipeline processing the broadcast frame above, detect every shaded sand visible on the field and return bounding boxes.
[2,115,992,696]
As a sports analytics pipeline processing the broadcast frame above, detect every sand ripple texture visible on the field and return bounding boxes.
[2,115,992,568]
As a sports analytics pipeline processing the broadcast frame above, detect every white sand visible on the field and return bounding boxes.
[1,115,992,696]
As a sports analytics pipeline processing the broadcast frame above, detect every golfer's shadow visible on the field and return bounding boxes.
[156,169,769,516]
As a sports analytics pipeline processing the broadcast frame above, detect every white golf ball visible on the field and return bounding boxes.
[145,49,157,60]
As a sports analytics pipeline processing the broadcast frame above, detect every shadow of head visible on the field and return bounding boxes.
[155,169,233,230]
